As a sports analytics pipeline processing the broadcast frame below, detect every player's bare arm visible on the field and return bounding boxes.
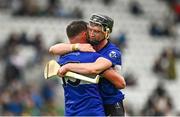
[49,43,95,55]
[58,57,112,76]
[58,57,126,89]
[102,68,126,89]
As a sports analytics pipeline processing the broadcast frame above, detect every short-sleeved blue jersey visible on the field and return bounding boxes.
[97,41,125,104]
[57,51,105,116]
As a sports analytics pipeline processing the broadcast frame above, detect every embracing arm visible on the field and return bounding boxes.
[102,68,126,89]
[49,43,72,55]
[58,57,112,76]
[49,43,95,55]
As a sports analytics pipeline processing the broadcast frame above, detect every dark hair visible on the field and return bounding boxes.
[66,20,87,38]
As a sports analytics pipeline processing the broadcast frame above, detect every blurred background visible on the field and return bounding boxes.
[0,0,180,116]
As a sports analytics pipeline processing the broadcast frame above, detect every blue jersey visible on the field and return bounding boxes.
[97,41,125,104]
[57,51,105,116]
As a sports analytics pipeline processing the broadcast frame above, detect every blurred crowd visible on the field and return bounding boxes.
[152,47,179,80]
[141,81,174,116]
[0,32,47,65]
[0,0,180,116]
[0,31,64,115]
[0,0,83,18]
[0,79,62,116]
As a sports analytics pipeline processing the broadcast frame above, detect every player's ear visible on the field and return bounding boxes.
[81,31,87,41]
[81,31,86,37]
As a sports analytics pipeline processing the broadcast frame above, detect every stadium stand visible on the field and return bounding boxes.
[0,0,180,116]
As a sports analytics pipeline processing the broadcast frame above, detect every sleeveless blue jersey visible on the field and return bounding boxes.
[57,51,105,116]
[97,41,125,104]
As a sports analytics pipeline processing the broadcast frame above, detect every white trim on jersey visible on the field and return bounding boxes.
[114,65,122,73]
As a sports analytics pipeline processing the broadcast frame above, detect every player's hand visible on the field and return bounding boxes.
[58,66,68,77]
[78,44,95,52]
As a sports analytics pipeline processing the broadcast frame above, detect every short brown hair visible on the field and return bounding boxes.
[66,21,87,39]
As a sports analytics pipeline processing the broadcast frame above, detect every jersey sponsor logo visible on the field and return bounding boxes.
[109,51,117,59]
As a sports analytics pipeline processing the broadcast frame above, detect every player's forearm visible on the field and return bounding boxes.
[49,43,73,55]
[49,43,95,55]
[102,68,126,89]
[62,59,112,75]
[63,63,106,75]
